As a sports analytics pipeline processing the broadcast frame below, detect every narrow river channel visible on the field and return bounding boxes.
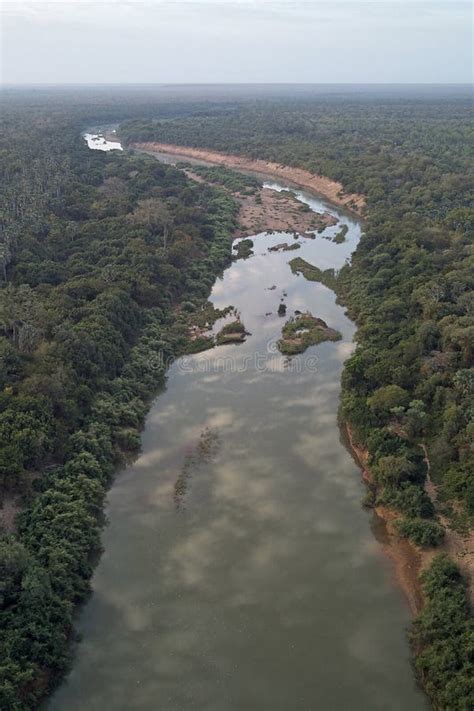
[48,134,429,710]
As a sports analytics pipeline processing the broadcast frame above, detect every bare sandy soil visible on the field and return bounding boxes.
[236,187,337,238]
[132,142,366,215]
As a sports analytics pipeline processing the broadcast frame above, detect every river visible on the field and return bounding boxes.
[48,134,429,710]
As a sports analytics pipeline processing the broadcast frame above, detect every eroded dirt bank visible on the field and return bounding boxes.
[346,425,474,612]
[131,142,366,215]
[346,425,425,614]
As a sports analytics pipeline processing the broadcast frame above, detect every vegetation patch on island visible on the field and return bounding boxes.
[185,302,235,350]
[278,313,342,355]
[234,238,254,259]
[332,224,349,243]
[268,241,301,252]
[174,427,219,509]
[216,320,248,345]
[289,257,337,291]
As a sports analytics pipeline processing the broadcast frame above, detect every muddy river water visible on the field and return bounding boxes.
[48,135,429,710]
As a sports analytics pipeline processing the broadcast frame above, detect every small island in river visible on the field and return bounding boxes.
[289,257,337,291]
[278,312,342,355]
[216,320,248,344]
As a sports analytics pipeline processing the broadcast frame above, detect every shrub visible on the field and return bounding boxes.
[374,454,416,486]
[395,517,445,547]
[218,320,245,336]
[411,556,473,711]
[382,482,434,518]
[368,385,410,420]
[114,428,141,452]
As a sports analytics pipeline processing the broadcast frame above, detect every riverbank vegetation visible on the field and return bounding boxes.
[0,94,238,709]
[120,91,473,709]
[411,555,473,710]
[183,163,260,195]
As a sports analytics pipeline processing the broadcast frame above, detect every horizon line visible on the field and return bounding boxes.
[1,81,473,87]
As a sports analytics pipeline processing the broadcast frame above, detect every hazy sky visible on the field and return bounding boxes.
[1,0,472,84]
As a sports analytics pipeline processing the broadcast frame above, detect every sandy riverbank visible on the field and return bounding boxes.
[131,142,366,216]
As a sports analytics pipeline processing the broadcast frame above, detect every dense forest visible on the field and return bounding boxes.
[0,87,472,709]
[0,91,240,709]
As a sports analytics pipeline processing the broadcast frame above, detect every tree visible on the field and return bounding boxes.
[368,384,410,420]
[130,198,173,248]
[375,454,416,487]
